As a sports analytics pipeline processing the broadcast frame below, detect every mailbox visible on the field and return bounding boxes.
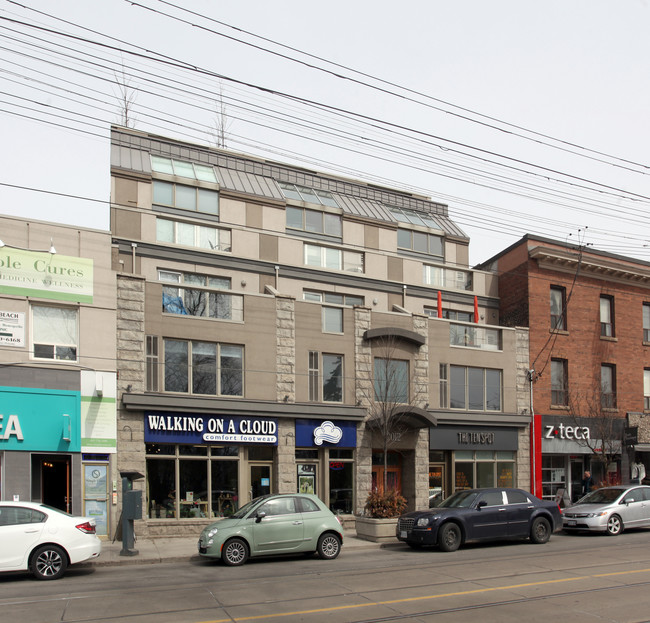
[123,489,142,520]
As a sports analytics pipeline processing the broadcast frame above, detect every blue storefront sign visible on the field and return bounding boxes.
[0,386,81,451]
[145,412,278,445]
[295,419,357,448]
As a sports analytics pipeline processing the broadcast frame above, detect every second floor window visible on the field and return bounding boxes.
[600,295,614,337]
[550,286,566,331]
[448,365,502,411]
[645,369,650,411]
[164,339,243,396]
[397,229,443,258]
[643,303,650,342]
[159,270,243,322]
[374,358,408,403]
[308,352,343,402]
[32,305,78,361]
[601,364,616,409]
[551,359,568,406]
[304,244,363,273]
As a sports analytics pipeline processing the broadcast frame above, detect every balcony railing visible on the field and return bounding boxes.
[449,323,501,350]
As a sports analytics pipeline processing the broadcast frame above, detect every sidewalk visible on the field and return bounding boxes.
[94,531,400,566]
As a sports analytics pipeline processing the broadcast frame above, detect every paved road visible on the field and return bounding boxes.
[2,531,650,622]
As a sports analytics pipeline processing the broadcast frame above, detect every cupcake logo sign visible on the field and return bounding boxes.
[313,421,343,446]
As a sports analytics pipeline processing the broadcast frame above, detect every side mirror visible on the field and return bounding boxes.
[477,500,487,509]
[255,511,266,523]
[623,498,634,505]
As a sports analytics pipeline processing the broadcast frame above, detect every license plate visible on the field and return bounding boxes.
[567,520,576,526]
[400,530,407,538]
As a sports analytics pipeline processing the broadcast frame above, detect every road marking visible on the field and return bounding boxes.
[197,567,650,623]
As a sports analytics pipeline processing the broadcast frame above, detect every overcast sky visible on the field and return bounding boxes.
[1,0,649,266]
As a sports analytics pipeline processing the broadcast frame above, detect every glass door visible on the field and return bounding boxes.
[83,464,108,536]
[250,465,271,501]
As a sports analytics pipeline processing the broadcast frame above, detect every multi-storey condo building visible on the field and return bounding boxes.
[0,215,117,537]
[110,126,531,536]
[478,235,650,503]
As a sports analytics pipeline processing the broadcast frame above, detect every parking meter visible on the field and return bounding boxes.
[120,471,144,557]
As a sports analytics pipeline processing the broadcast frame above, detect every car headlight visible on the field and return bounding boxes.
[417,515,439,527]
[207,527,218,538]
[586,512,608,518]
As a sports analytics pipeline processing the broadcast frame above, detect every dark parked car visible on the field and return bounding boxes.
[397,488,562,552]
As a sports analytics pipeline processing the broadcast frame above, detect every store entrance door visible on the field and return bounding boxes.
[40,455,71,513]
[372,451,402,495]
[250,465,271,501]
[429,463,446,506]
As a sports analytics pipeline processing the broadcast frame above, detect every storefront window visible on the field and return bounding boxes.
[146,445,239,519]
[330,459,353,514]
[454,451,515,492]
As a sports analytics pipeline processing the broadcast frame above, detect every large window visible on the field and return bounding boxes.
[322,306,343,333]
[397,229,443,258]
[278,182,339,208]
[308,351,343,402]
[601,364,616,409]
[550,286,566,331]
[146,443,239,519]
[164,339,243,396]
[644,303,650,342]
[600,295,614,337]
[387,206,442,229]
[32,305,78,361]
[454,451,515,490]
[156,218,231,252]
[374,358,408,403]
[159,270,242,322]
[551,359,568,406]
[304,244,363,273]
[424,308,473,321]
[153,181,219,216]
[146,335,159,392]
[303,291,364,307]
[151,156,218,182]
[423,265,472,291]
[286,206,341,237]
[645,369,650,411]
[448,365,502,411]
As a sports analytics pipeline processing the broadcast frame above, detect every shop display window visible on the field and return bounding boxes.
[453,451,515,492]
[146,445,239,519]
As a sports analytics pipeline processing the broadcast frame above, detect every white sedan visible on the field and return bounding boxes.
[0,501,102,580]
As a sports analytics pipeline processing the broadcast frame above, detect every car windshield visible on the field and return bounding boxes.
[438,490,480,508]
[578,488,625,505]
[229,496,267,519]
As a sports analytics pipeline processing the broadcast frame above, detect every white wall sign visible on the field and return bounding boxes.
[0,311,24,347]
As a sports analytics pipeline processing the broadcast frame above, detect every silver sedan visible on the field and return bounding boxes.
[563,485,650,536]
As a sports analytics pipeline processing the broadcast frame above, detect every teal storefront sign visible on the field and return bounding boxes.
[0,386,81,451]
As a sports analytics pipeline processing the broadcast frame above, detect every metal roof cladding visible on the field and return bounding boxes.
[110,126,468,240]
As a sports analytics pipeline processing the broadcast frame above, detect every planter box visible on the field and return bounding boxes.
[355,516,399,543]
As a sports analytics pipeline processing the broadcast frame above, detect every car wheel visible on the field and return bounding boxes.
[438,522,461,552]
[530,517,551,544]
[606,514,623,536]
[30,545,67,580]
[221,538,249,566]
[317,533,341,560]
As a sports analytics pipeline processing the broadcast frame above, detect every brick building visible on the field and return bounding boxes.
[109,126,531,536]
[478,235,650,502]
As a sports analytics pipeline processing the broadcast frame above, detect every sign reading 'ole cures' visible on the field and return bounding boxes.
[145,413,278,445]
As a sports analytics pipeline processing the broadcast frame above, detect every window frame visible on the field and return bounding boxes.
[153,180,219,217]
[643,303,650,342]
[550,286,566,331]
[304,243,364,274]
[448,365,502,411]
[600,295,614,338]
[600,363,616,409]
[550,358,568,406]
[374,358,409,404]
[644,368,650,411]
[31,304,79,362]
[308,351,344,403]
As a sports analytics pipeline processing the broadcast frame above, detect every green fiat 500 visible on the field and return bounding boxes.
[198,493,343,566]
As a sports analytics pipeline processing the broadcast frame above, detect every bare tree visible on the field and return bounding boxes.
[210,82,232,148]
[567,382,624,487]
[113,62,137,128]
[362,335,425,494]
